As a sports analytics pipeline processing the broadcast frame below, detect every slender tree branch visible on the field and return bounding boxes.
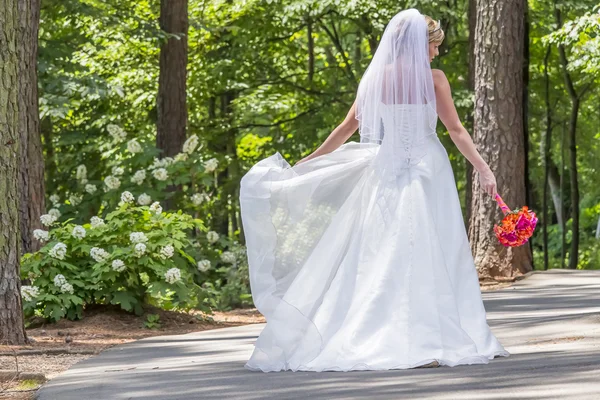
[232,107,320,129]
[317,19,357,83]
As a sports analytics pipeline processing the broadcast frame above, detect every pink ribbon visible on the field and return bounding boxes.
[495,193,510,216]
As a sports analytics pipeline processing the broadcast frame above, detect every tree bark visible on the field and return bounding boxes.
[465,0,477,227]
[18,0,44,255]
[156,0,188,157]
[0,0,27,345]
[469,0,532,280]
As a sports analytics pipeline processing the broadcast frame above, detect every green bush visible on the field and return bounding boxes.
[21,197,210,321]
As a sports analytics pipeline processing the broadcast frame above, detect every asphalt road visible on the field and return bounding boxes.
[36,269,600,400]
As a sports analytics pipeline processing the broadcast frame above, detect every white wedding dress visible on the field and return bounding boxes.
[239,104,510,372]
[240,8,509,373]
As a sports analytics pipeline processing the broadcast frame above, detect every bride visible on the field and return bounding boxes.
[239,8,510,372]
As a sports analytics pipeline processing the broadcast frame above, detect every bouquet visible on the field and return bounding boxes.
[493,194,538,247]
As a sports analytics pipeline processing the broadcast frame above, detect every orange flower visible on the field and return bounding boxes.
[494,195,538,247]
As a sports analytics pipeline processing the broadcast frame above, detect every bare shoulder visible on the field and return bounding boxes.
[431,69,449,85]
[431,69,450,92]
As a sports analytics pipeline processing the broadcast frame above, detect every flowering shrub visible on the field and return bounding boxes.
[20,199,211,321]
[33,123,251,318]
[46,125,222,228]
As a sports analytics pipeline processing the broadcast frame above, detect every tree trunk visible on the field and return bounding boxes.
[0,0,27,345]
[542,46,552,271]
[560,121,566,268]
[18,0,44,255]
[465,0,477,227]
[565,96,580,270]
[469,0,532,280]
[555,6,581,270]
[156,0,188,157]
[522,2,533,262]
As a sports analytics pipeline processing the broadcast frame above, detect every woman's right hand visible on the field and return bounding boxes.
[478,167,497,197]
[294,156,311,166]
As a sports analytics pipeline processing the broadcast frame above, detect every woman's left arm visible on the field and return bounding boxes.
[295,101,359,165]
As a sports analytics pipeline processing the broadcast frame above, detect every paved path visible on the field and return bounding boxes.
[36,269,600,400]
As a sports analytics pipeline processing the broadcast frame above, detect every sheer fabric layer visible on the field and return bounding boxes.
[240,130,510,373]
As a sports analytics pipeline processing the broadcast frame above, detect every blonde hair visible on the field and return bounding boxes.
[424,15,445,44]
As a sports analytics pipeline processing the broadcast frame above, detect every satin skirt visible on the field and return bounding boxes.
[239,136,510,372]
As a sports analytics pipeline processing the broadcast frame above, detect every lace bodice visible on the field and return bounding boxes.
[379,103,437,140]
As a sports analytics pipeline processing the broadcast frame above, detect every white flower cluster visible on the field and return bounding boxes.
[72,225,86,240]
[40,214,57,227]
[160,245,175,259]
[197,259,211,272]
[149,157,173,170]
[90,247,110,263]
[33,229,49,242]
[53,274,74,293]
[120,191,135,204]
[134,243,146,257]
[131,170,146,185]
[48,208,61,219]
[152,168,168,181]
[49,243,67,260]
[85,184,97,194]
[104,175,121,191]
[149,202,162,215]
[207,231,219,244]
[49,194,60,206]
[130,232,148,244]
[220,251,236,264]
[112,259,126,272]
[127,138,143,154]
[107,124,127,141]
[191,193,209,206]
[69,194,82,206]
[53,274,66,287]
[112,166,124,176]
[164,268,181,284]
[203,158,219,173]
[90,216,105,228]
[183,135,199,154]
[61,282,74,294]
[21,285,40,302]
[76,164,87,181]
[137,193,152,206]
[174,153,188,162]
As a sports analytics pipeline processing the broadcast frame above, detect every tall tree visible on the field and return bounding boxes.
[18,0,45,255]
[156,0,188,157]
[522,1,533,263]
[469,0,532,280]
[0,0,27,345]
[554,5,590,270]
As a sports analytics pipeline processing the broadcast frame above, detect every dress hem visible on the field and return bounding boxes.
[244,349,510,373]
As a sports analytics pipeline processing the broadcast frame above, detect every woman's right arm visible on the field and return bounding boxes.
[432,69,497,197]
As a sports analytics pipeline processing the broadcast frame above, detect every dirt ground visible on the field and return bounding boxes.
[0,306,265,399]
